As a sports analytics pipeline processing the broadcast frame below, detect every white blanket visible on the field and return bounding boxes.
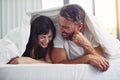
[0,6,120,63]
[0,14,31,64]
[0,58,120,80]
[85,14,120,59]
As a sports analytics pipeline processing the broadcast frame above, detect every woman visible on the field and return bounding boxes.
[8,16,56,64]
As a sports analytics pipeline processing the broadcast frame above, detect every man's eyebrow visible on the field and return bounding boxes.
[61,25,69,28]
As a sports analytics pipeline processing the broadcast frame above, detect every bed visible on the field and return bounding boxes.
[0,58,120,80]
[0,6,120,80]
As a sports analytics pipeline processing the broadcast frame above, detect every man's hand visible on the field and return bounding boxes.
[87,54,109,72]
[72,27,109,72]
[72,27,91,47]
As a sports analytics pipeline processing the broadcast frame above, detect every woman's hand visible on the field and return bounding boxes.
[7,56,47,64]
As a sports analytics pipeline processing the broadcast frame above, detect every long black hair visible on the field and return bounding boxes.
[22,16,56,60]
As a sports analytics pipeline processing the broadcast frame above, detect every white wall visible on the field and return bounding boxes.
[0,0,2,38]
[42,0,63,9]
[70,0,93,14]
[0,0,42,38]
[95,0,117,37]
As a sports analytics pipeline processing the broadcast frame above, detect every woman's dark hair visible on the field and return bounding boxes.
[22,16,56,60]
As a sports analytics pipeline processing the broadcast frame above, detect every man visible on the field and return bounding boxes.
[51,4,109,72]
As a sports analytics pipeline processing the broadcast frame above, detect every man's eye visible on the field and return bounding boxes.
[62,26,69,29]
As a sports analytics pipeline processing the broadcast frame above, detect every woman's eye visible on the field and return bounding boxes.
[48,36,53,39]
[48,36,52,38]
[39,36,44,39]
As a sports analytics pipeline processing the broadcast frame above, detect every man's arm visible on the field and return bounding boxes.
[51,46,103,64]
[72,28,109,71]
[51,48,89,64]
[51,46,109,71]
[52,26,109,71]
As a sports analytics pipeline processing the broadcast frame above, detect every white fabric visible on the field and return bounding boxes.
[0,59,120,80]
[0,6,120,63]
[85,14,120,59]
[0,15,31,64]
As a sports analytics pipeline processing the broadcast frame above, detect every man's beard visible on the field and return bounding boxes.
[62,32,74,40]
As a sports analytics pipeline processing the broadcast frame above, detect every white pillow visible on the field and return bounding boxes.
[0,39,19,64]
[28,7,61,26]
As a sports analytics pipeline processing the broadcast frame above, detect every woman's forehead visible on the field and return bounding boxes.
[38,30,52,36]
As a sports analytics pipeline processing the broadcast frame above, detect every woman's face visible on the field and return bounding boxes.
[38,30,53,48]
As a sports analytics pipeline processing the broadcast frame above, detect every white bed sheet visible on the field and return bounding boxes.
[0,58,120,80]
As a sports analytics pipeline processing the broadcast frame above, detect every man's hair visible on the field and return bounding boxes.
[60,4,85,25]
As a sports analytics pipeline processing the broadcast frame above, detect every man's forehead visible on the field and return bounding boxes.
[58,16,73,25]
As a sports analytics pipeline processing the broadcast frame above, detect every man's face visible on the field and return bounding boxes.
[58,16,78,40]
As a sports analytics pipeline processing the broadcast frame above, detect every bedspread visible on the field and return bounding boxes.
[0,58,120,80]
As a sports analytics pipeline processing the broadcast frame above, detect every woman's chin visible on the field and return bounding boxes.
[41,45,48,48]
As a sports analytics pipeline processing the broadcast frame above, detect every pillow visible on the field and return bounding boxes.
[0,39,19,64]
[28,7,61,26]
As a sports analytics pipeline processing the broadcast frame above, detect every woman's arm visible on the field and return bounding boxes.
[7,56,50,64]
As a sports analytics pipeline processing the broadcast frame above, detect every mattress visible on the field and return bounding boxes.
[0,58,120,80]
